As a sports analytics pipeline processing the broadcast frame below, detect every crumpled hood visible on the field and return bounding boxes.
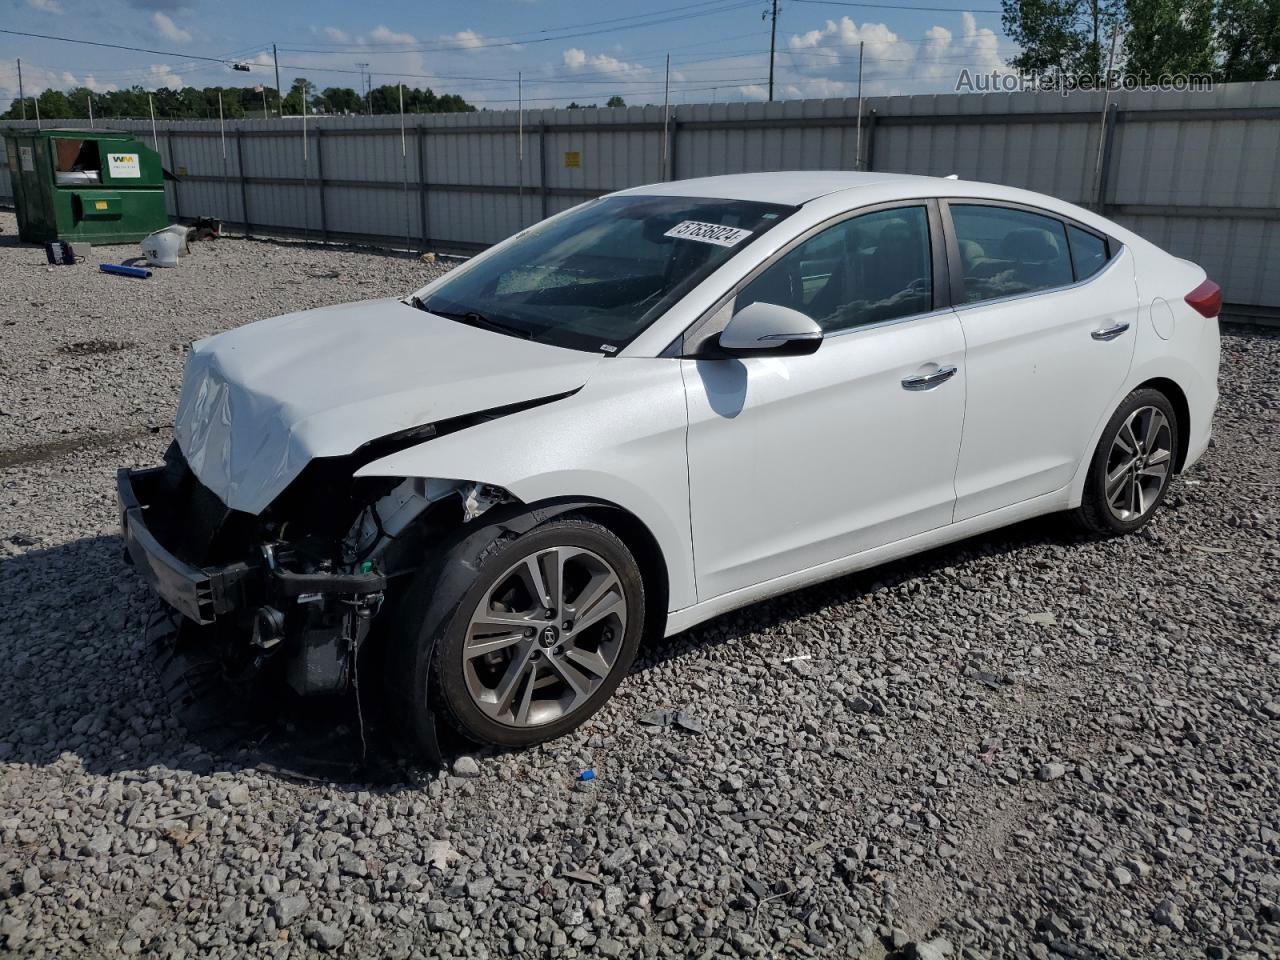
[175,298,602,515]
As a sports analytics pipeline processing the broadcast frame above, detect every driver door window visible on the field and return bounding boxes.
[735,205,934,333]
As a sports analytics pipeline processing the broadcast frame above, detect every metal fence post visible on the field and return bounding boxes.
[862,110,879,172]
[314,126,328,243]
[538,122,549,221]
[1094,103,1119,213]
[417,124,429,249]
[234,130,251,238]
[166,131,181,221]
[668,116,679,181]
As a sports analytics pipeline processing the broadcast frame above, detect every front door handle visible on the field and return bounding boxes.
[1091,321,1130,341]
[901,365,958,391]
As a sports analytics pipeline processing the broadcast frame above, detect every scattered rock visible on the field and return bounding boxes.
[302,920,345,951]
[1037,763,1068,782]
[452,755,481,778]
[272,894,309,927]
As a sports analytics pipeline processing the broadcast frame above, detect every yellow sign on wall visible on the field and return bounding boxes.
[564,151,581,169]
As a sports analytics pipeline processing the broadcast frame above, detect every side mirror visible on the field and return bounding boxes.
[716,301,824,357]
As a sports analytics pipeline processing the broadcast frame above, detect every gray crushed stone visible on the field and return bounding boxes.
[1,209,1278,958]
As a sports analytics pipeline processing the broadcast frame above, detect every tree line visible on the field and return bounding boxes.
[1,78,475,121]
[1003,0,1280,81]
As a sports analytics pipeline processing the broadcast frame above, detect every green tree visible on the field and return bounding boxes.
[1124,0,1216,78]
[282,77,316,115]
[36,89,74,118]
[606,95,626,108]
[321,86,363,114]
[1002,0,1126,77]
[1216,0,1280,79]
[2,80,474,121]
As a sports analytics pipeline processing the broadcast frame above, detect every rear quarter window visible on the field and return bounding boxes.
[1067,225,1111,281]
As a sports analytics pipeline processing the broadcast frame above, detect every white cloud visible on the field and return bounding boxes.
[369,25,417,46]
[25,0,63,13]
[781,13,1009,97]
[322,26,349,43]
[0,61,122,105]
[82,75,119,93]
[146,63,186,89]
[446,30,485,50]
[152,11,192,44]
[561,48,648,79]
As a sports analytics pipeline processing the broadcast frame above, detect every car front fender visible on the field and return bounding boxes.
[353,358,697,612]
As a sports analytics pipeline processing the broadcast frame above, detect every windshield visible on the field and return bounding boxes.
[416,194,793,352]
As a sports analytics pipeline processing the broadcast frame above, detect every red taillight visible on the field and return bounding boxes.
[1185,279,1222,318]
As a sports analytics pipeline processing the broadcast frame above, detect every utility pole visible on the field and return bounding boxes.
[767,0,779,101]
[662,53,671,179]
[273,43,282,116]
[356,63,370,115]
[16,58,26,120]
[88,92,94,127]
[855,40,864,170]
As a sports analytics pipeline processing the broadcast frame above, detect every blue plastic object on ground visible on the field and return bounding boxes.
[99,263,152,279]
[578,769,596,782]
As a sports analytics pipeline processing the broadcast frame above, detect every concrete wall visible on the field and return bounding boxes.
[4,81,1279,315]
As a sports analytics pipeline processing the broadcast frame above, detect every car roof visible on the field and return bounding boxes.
[613,171,954,206]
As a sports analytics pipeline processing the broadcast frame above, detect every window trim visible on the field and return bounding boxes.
[939,197,1123,310]
[675,197,951,357]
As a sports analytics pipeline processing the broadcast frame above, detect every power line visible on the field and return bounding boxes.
[0,27,239,66]
[792,0,1002,13]
[277,0,763,55]
[287,0,753,49]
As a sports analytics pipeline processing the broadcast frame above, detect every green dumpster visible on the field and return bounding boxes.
[4,128,172,245]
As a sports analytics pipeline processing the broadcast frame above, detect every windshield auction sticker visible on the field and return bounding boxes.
[664,220,754,247]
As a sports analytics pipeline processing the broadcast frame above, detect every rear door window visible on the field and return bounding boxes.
[950,204,1073,304]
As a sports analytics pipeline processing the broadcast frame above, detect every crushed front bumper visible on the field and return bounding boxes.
[117,466,387,627]
[117,467,255,624]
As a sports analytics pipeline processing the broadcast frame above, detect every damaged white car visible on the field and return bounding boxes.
[119,172,1220,755]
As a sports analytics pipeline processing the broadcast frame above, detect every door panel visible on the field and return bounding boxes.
[683,312,966,600]
[952,246,1139,520]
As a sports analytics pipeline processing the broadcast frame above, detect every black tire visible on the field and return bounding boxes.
[1073,387,1180,535]
[386,514,645,755]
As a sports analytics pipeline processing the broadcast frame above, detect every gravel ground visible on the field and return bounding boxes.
[1,208,1278,960]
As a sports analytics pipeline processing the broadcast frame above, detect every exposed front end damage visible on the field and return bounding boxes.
[118,441,512,699]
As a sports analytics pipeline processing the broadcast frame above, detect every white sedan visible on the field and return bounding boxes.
[118,172,1221,755]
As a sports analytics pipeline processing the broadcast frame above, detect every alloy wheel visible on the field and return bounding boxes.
[462,546,627,727]
[1104,405,1173,522]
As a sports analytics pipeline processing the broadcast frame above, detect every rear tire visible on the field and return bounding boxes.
[386,515,644,755]
[1074,388,1179,535]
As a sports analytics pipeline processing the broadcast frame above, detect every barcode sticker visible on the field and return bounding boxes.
[663,220,753,247]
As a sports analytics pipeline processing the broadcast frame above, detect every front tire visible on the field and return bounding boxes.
[388,515,645,754]
[1074,388,1179,535]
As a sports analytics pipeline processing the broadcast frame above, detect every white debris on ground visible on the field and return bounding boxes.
[1,209,1278,959]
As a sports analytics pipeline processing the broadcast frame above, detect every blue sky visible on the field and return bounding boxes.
[2,0,1017,111]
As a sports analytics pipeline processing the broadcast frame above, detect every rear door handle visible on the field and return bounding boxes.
[1091,321,1130,341]
[901,365,958,391]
